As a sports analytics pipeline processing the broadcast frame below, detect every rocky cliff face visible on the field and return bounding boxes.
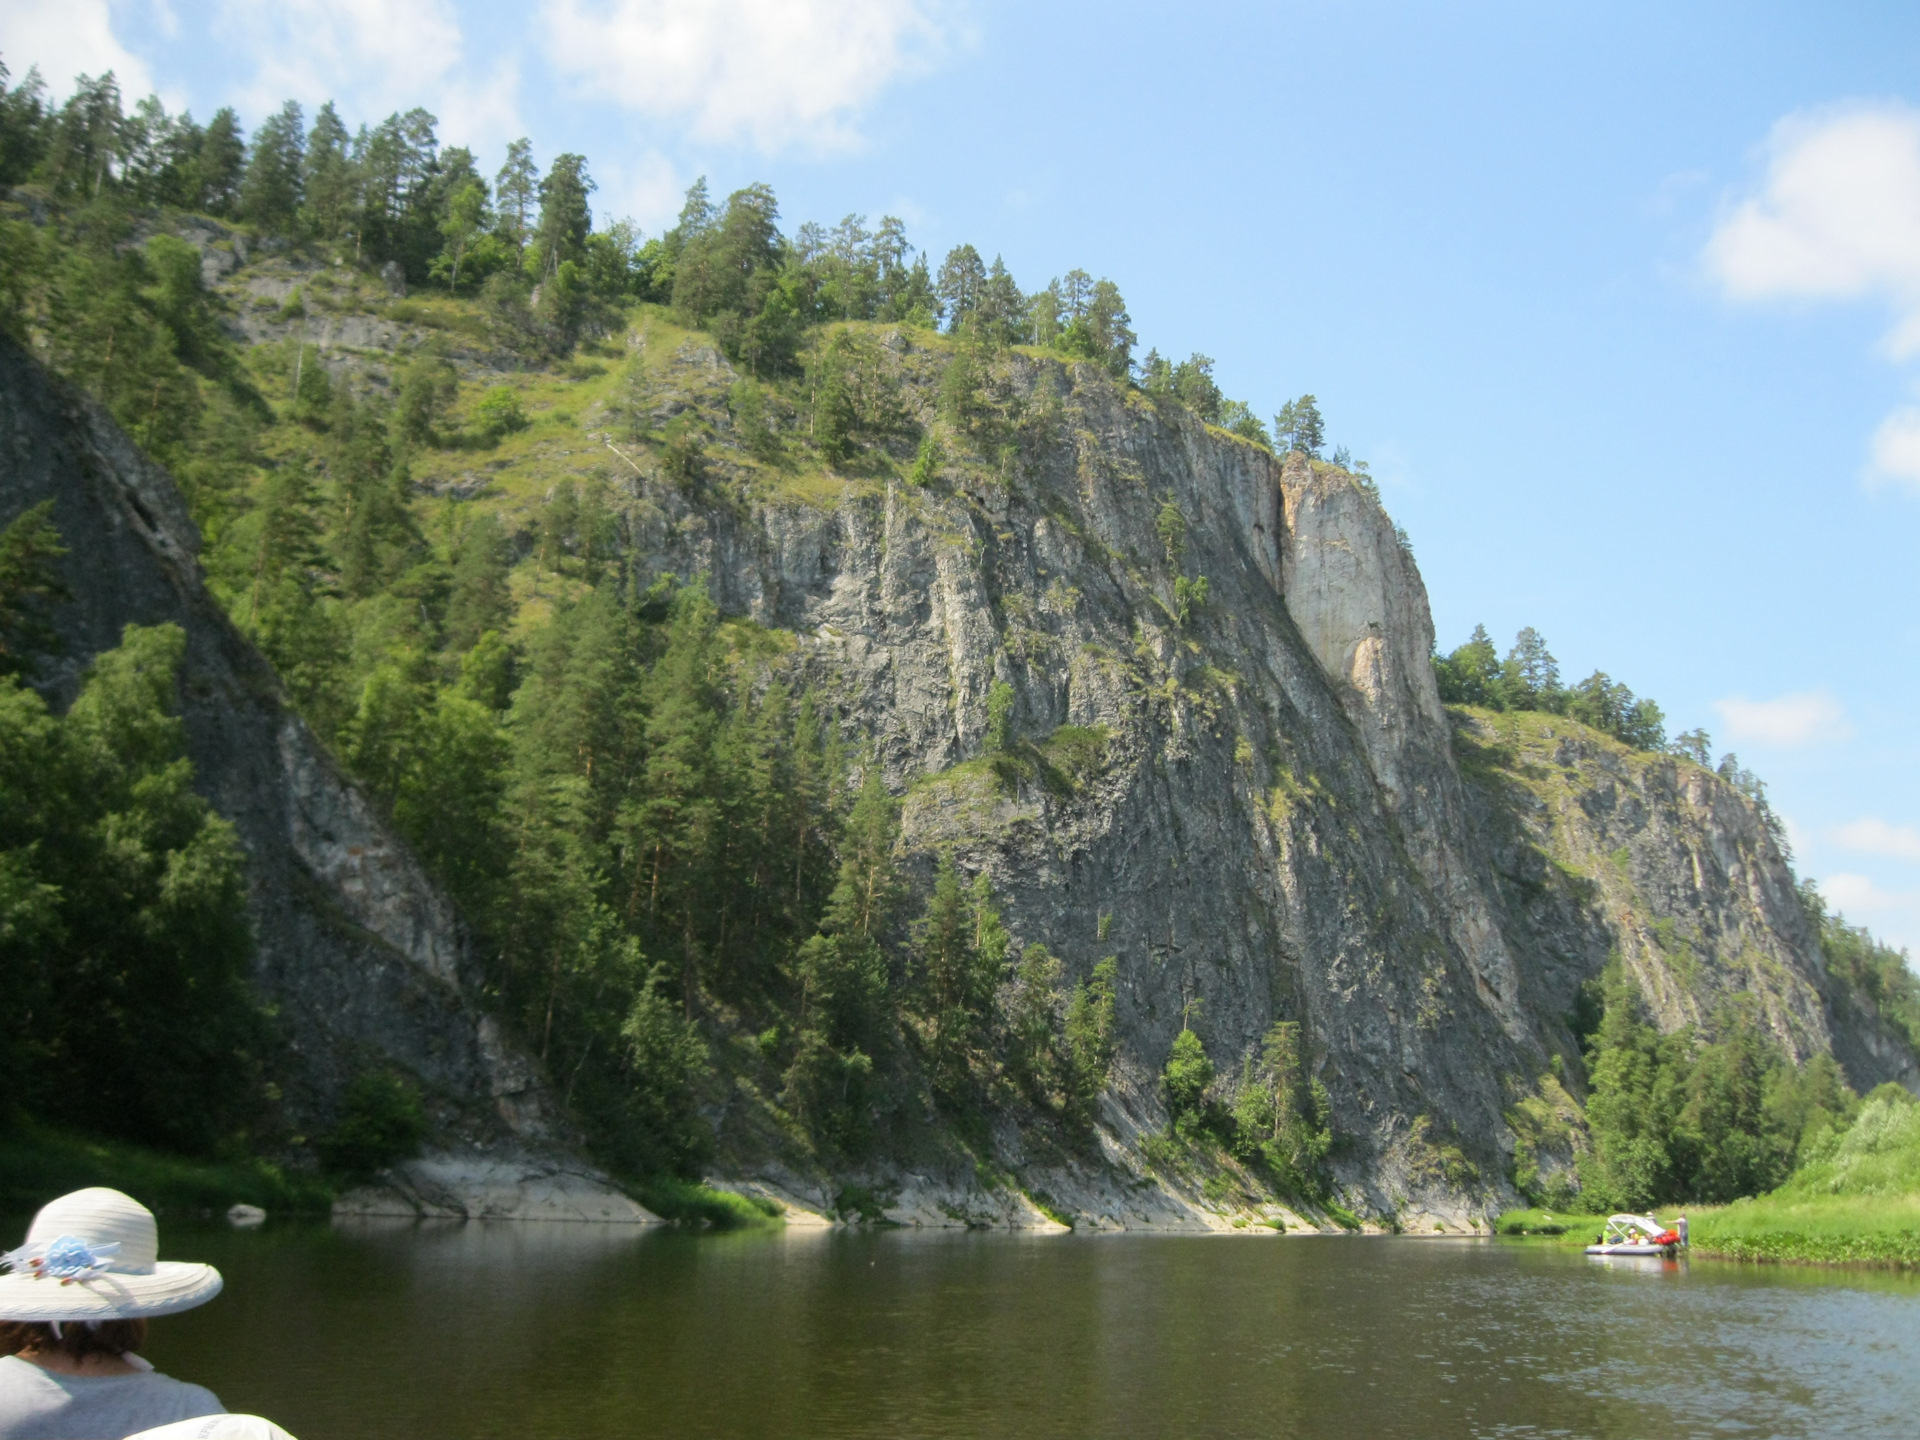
[8,313,1908,1231]
[0,337,649,1221]
[600,335,1915,1225]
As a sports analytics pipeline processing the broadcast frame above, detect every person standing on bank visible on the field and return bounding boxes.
[0,1188,226,1439]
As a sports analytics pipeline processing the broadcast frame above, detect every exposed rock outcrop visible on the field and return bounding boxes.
[6,322,1908,1231]
[600,340,1914,1224]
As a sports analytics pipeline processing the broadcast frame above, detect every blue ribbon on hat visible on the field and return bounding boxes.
[1,1234,121,1282]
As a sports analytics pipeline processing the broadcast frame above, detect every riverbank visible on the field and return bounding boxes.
[1685,1194,1920,1266]
[0,1122,332,1217]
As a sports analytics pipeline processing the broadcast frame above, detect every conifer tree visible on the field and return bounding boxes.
[784,763,899,1146]
[301,102,356,240]
[937,244,986,332]
[241,100,305,236]
[533,153,594,280]
[195,108,246,215]
[494,138,538,258]
[445,511,510,651]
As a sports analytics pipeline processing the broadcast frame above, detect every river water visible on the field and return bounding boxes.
[130,1220,1920,1439]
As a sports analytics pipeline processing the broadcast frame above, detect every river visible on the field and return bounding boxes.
[132,1220,1920,1439]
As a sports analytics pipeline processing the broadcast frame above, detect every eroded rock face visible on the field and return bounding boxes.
[609,343,1914,1220]
[8,324,1907,1227]
[0,337,570,1163]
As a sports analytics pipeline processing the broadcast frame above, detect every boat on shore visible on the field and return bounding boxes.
[1584,1214,1681,1257]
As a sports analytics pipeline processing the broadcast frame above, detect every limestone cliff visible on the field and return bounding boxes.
[6,311,1909,1230]
[598,334,1914,1225]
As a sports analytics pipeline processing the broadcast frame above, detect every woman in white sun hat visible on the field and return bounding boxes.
[0,1187,228,1440]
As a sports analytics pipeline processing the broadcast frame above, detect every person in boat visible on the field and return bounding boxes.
[0,1188,227,1440]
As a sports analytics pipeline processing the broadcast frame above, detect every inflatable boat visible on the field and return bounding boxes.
[1584,1214,1680,1256]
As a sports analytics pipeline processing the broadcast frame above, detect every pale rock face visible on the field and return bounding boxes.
[332,1156,659,1223]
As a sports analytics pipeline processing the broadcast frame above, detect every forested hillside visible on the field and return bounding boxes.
[2,57,1913,1227]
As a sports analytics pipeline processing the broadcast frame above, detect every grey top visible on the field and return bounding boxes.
[0,1354,224,1439]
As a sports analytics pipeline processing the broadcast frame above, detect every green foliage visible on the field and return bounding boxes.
[984,679,1015,754]
[315,1071,426,1178]
[1273,395,1325,455]
[1004,942,1064,1098]
[1806,880,1920,1052]
[912,856,1007,1104]
[633,1175,782,1227]
[475,386,529,441]
[1227,1019,1333,1198]
[908,431,942,486]
[395,350,459,446]
[0,621,262,1154]
[782,764,900,1152]
[728,378,781,463]
[1154,497,1187,566]
[620,965,714,1176]
[0,500,70,675]
[1434,623,1670,754]
[0,1121,332,1217]
[1577,960,1858,1210]
[1163,1025,1215,1129]
[1062,957,1119,1118]
[1680,1090,1920,1266]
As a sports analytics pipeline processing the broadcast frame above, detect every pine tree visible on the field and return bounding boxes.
[1063,956,1119,1119]
[533,153,594,280]
[195,108,246,216]
[240,100,305,236]
[445,511,510,651]
[494,138,538,258]
[783,763,899,1147]
[937,245,986,332]
[0,501,71,675]
[301,102,356,240]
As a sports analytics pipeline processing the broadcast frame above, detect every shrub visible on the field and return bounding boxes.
[316,1071,426,1178]
[475,386,528,440]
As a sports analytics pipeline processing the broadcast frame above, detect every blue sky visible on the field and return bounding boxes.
[7,0,1920,949]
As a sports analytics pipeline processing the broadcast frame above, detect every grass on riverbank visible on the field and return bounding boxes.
[1495,1208,1611,1245]
[1688,1193,1920,1266]
[632,1175,784,1228]
[1688,1090,1920,1267]
[0,1123,333,1218]
[1498,1091,1920,1268]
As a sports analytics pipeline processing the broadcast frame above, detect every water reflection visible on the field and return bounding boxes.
[127,1222,1920,1440]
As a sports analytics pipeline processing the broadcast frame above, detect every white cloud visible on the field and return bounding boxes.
[1705,103,1920,496]
[1868,403,1920,495]
[538,0,950,152]
[1705,103,1920,349]
[212,0,522,152]
[1713,689,1850,748]
[594,149,686,231]
[1832,817,1920,863]
[0,0,157,100]
[1822,873,1918,918]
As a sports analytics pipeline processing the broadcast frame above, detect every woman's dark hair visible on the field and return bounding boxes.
[0,1318,147,1360]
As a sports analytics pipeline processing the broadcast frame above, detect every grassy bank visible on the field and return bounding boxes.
[631,1175,785,1229]
[1494,1207,1611,1245]
[1498,1091,1920,1269]
[1688,1193,1920,1266]
[1688,1091,1920,1267]
[0,1124,333,1218]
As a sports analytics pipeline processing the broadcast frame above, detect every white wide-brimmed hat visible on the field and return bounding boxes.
[126,1417,298,1440]
[0,1188,223,1321]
